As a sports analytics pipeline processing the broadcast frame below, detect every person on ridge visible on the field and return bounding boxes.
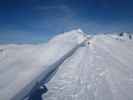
[28,84,48,100]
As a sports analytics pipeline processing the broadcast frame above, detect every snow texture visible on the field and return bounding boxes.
[0,29,133,100]
[43,33,133,100]
[0,29,85,100]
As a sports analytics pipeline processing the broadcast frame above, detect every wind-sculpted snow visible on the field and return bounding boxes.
[0,29,86,100]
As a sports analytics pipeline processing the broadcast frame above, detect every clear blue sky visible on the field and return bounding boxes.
[0,0,133,43]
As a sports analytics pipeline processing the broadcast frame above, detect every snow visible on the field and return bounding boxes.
[0,29,133,100]
[0,29,86,100]
[43,34,133,100]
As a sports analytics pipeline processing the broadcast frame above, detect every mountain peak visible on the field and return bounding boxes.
[70,28,84,33]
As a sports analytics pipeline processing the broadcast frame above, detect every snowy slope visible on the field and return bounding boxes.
[43,34,133,100]
[0,29,133,100]
[0,29,86,100]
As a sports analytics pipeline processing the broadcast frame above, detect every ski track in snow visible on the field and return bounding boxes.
[43,36,133,100]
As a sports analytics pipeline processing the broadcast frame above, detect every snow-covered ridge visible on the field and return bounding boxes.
[0,29,86,100]
[1,29,133,100]
[49,29,86,44]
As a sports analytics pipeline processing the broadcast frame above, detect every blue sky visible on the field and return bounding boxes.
[0,0,133,43]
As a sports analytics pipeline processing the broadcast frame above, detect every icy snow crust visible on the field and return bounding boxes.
[0,29,133,100]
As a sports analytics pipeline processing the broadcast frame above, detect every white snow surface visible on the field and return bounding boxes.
[43,34,133,100]
[0,29,133,100]
[0,29,86,100]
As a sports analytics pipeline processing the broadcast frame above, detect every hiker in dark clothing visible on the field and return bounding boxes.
[129,34,132,40]
[28,85,48,100]
[119,32,123,36]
